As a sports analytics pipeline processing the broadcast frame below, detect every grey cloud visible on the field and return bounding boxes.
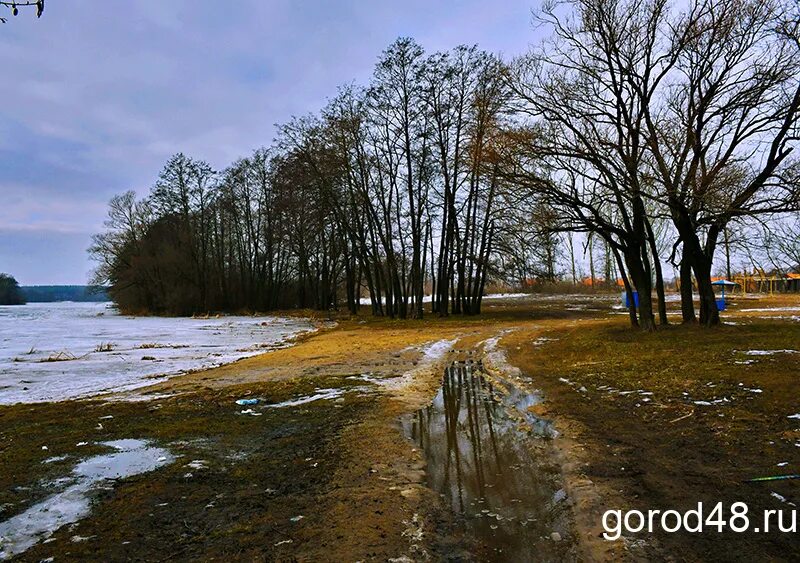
[0,0,539,284]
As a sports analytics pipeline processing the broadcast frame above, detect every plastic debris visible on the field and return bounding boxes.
[235,398,259,406]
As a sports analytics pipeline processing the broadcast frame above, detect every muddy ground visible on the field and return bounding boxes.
[1,294,799,561]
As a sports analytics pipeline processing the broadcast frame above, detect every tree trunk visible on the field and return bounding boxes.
[645,218,668,325]
[679,244,696,323]
[624,246,656,331]
[693,257,720,327]
[611,244,639,328]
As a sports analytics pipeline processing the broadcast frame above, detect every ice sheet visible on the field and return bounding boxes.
[0,302,314,404]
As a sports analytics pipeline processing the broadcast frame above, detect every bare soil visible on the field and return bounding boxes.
[1,294,798,561]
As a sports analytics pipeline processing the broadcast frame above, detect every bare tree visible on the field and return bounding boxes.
[502,0,679,330]
[642,0,800,325]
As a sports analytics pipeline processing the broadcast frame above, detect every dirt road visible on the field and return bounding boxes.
[1,294,798,561]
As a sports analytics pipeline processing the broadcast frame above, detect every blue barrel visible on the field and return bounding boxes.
[621,291,639,308]
[716,298,726,312]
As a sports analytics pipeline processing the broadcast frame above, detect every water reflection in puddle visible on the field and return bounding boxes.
[403,362,571,561]
[0,439,173,560]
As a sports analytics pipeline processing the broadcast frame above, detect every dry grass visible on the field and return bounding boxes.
[38,351,79,362]
[500,295,800,560]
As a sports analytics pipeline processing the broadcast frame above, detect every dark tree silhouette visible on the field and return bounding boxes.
[0,273,25,305]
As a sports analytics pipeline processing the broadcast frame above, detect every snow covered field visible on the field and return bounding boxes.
[0,302,314,404]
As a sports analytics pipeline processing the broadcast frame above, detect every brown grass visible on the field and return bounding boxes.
[38,351,79,362]
[501,297,800,560]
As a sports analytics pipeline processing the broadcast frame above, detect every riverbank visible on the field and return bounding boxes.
[1,293,798,561]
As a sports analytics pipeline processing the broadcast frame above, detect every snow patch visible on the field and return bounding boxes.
[262,388,345,409]
[770,491,796,506]
[0,302,315,404]
[377,339,457,391]
[0,439,172,559]
[740,307,800,313]
[743,349,798,356]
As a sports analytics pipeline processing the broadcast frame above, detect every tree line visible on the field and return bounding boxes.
[91,41,525,317]
[499,0,800,330]
[92,0,800,328]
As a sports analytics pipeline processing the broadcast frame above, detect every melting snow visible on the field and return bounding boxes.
[262,388,345,408]
[371,339,457,392]
[0,302,315,404]
[740,307,800,313]
[770,492,796,506]
[743,349,798,356]
[0,439,172,559]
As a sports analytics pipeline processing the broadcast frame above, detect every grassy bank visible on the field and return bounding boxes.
[503,309,800,560]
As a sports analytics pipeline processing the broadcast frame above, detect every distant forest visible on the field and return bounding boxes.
[20,286,109,303]
[91,0,800,329]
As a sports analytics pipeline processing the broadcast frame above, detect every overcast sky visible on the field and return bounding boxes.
[0,0,542,285]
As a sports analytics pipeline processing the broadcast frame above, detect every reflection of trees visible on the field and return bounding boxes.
[481,375,505,481]
[413,362,509,514]
[408,361,563,556]
[443,364,465,512]
[464,365,487,501]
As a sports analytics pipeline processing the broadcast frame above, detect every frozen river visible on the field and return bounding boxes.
[0,302,315,404]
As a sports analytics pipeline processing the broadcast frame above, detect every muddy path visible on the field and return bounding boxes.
[0,312,587,561]
[10,294,795,561]
[403,361,573,561]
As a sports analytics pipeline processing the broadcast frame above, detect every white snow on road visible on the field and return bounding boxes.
[379,338,457,391]
[739,307,800,313]
[261,388,345,408]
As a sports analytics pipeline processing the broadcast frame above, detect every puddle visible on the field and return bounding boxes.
[403,362,571,561]
[488,375,555,438]
[0,439,173,559]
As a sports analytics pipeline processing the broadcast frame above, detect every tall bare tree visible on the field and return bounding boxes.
[643,0,800,325]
